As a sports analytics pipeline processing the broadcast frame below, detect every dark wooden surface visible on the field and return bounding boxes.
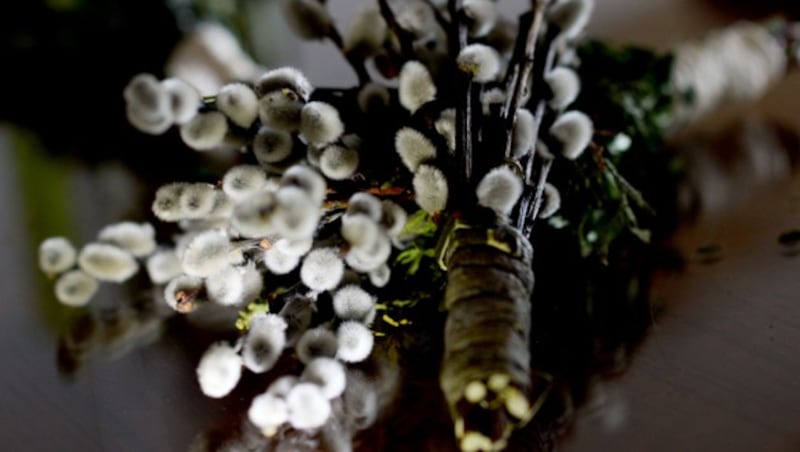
[562,175,800,452]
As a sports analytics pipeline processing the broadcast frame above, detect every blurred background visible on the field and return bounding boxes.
[1,1,800,451]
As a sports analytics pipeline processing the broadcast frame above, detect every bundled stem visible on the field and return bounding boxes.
[441,223,536,451]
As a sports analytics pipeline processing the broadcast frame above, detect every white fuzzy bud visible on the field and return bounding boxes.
[97,222,156,257]
[196,342,242,398]
[481,88,506,116]
[264,245,301,275]
[174,232,198,260]
[368,264,391,288]
[340,370,379,429]
[280,165,327,205]
[381,200,408,237]
[457,44,501,82]
[206,265,245,306]
[180,111,228,151]
[161,78,200,124]
[549,110,594,159]
[307,144,336,174]
[464,0,497,37]
[146,250,182,284]
[243,314,288,373]
[240,262,264,303]
[177,218,228,235]
[217,83,259,128]
[539,183,562,219]
[287,382,332,429]
[181,230,231,277]
[258,90,304,132]
[207,190,234,220]
[346,192,383,222]
[336,320,374,363]
[126,104,172,136]
[152,182,188,222]
[341,214,380,249]
[272,187,320,240]
[536,139,555,160]
[253,126,294,165]
[549,0,594,40]
[124,73,168,114]
[78,243,138,283]
[413,164,448,213]
[300,248,344,291]
[395,127,437,172]
[332,284,375,323]
[296,327,338,364]
[255,67,313,101]
[248,392,288,433]
[223,165,268,203]
[434,109,456,152]
[164,274,204,312]
[281,0,333,41]
[476,166,523,216]
[54,270,98,307]
[300,101,344,146]
[179,183,218,220]
[357,82,391,113]
[341,133,363,152]
[268,375,300,398]
[511,108,536,158]
[302,357,346,400]
[487,18,518,55]
[278,296,315,344]
[274,237,314,258]
[232,190,278,238]
[124,73,172,135]
[345,233,392,273]
[345,5,387,52]
[396,1,435,36]
[399,61,437,113]
[39,237,77,275]
[545,67,581,110]
[319,145,359,180]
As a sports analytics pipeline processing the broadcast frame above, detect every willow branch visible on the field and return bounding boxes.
[423,0,451,32]
[377,0,417,61]
[502,1,549,160]
[326,27,371,86]
[449,0,474,191]
[523,157,553,237]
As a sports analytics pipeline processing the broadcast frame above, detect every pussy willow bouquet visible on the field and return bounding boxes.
[36,0,799,450]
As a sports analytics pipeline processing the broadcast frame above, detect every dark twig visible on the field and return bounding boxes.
[423,0,451,32]
[523,157,554,237]
[523,33,561,184]
[326,27,371,86]
[449,0,474,194]
[377,0,418,61]
[502,1,550,160]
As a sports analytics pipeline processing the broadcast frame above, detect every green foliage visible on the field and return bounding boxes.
[394,210,438,275]
[395,247,436,276]
[400,209,438,237]
[546,41,681,262]
[576,40,676,150]
[235,298,270,331]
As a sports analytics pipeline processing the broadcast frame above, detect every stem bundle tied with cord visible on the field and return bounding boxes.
[37,0,800,450]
